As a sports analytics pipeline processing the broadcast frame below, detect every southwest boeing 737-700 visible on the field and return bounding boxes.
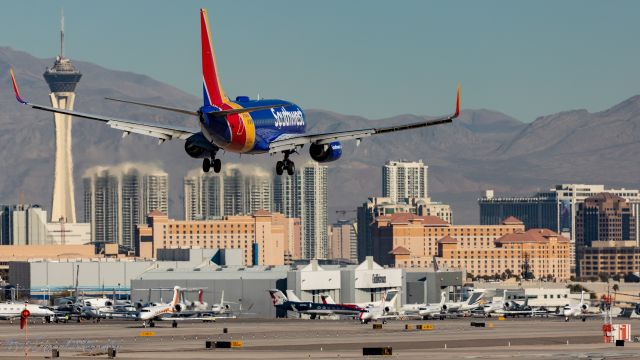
[9,8,460,175]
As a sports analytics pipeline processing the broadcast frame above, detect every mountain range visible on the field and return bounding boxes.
[1,46,639,224]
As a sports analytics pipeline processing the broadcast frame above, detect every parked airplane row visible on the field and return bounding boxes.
[270,288,627,323]
[269,289,485,323]
[1,286,236,328]
[480,290,621,321]
[3,286,635,327]
[138,286,235,327]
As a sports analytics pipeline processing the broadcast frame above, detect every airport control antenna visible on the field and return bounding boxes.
[60,9,64,59]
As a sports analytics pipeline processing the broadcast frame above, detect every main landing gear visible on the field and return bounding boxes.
[142,320,156,328]
[202,158,221,173]
[276,152,295,176]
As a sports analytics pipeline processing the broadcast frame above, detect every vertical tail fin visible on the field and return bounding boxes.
[200,8,226,107]
[286,290,302,303]
[321,294,336,305]
[171,286,180,307]
[198,289,203,303]
[220,290,224,306]
[268,290,287,305]
[385,289,398,303]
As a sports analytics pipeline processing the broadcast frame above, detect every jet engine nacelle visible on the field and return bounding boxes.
[581,304,589,312]
[309,142,342,163]
[174,304,183,312]
[184,133,219,159]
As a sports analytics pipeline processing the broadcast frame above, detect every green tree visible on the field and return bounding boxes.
[466,272,475,281]
[505,268,513,278]
[567,283,587,293]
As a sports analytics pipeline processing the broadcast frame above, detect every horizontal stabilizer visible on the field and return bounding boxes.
[207,103,290,117]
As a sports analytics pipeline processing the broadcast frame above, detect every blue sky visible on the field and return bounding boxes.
[1,1,639,121]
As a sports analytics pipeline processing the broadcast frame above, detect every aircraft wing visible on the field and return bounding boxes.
[268,85,460,154]
[549,311,604,318]
[307,309,361,316]
[496,309,547,316]
[9,69,198,142]
[374,314,419,321]
[395,313,428,320]
[158,315,237,321]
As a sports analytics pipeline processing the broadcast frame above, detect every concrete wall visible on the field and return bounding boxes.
[9,260,156,291]
[287,270,341,303]
[8,262,31,290]
[425,271,464,303]
[405,269,464,304]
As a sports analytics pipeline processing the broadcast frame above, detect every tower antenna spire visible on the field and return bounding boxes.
[60,8,65,58]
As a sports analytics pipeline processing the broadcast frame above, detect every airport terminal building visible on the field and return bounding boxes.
[131,256,463,317]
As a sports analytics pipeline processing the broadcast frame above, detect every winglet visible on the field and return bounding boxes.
[454,83,461,118]
[9,68,28,104]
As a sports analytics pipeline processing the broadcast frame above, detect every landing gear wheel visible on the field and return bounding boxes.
[202,158,211,173]
[277,151,296,176]
[286,161,295,176]
[213,158,222,173]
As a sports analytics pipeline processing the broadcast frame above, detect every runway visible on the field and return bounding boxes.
[0,317,637,359]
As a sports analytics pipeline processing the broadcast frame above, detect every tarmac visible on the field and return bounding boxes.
[0,317,638,359]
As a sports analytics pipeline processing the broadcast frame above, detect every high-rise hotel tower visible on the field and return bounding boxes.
[43,13,82,223]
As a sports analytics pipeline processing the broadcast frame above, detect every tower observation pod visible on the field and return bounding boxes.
[43,11,81,223]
